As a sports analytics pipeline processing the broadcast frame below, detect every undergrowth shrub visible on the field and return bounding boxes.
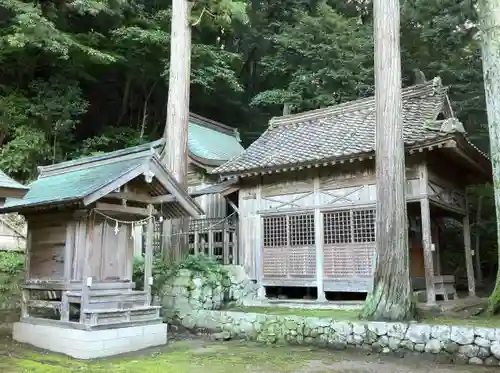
[0,251,24,322]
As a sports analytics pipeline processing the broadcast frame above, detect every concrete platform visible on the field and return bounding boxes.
[13,321,167,359]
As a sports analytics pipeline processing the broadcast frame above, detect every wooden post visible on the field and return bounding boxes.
[61,222,74,321]
[315,208,326,301]
[419,164,436,305]
[80,213,93,323]
[313,176,325,301]
[194,231,199,255]
[233,226,238,265]
[223,228,230,264]
[434,222,442,276]
[144,205,154,306]
[463,212,476,297]
[208,227,214,259]
[21,229,32,319]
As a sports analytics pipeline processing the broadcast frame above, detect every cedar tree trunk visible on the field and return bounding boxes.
[161,0,192,262]
[361,0,414,320]
[479,0,500,314]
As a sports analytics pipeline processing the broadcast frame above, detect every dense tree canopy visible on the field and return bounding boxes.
[0,0,497,286]
[0,0,488,177]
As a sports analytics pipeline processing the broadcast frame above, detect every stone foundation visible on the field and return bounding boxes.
[180,310,500,366]
[13,321,167,359]
[161,265,257,320]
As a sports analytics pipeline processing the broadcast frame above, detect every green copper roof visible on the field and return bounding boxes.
[3,158,145,210]
[0,170,27,190]
[188,121,244,162]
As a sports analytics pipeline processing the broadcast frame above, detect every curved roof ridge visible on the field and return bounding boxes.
[269,79,447,128]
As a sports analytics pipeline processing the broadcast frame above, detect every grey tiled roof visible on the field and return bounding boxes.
[213,79,461,175]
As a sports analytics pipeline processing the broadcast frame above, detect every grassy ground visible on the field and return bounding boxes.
[227,307,500,328]
[0,330,494,373]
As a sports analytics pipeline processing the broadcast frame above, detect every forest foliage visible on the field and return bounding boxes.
[0,0,497,282]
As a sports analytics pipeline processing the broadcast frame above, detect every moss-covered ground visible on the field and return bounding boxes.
[0,330,493,373]
[228,307,500,328]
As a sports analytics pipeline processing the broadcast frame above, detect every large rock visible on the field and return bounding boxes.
[458,344,479,358]
[450,327,475,345]
[491,341,500,359]
[406,324,431,344]
[425,339,442,354]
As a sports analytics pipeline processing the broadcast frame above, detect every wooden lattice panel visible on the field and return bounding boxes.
[322,207,375,279]
[262,247,287,278]
[323,244,375,279]
[323,210,351,244]
[262,213,316,279]
[263,215,287,247]
[287,246,316,277]
[353,209,376,243]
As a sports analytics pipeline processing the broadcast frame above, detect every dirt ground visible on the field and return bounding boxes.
[0,328,495,373]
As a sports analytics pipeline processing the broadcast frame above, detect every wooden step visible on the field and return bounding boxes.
[82,306,161,326]
[82,305,160,314]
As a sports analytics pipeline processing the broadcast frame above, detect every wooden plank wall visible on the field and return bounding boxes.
[85,217,134,281]
[238,160,422,281]
[27,216,67,280]
[188,171,228,219]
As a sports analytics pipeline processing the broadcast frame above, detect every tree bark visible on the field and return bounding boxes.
[161,0,192,262]
[361,0,414,320]
[478,0,500,314]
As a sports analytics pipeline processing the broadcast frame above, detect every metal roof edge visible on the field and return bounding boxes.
[38,139,164,176]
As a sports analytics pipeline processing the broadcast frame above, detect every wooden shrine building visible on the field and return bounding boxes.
[0,144,203,359]
[133,113,244,263]
[211,78,491,305]
[0,170,29,204]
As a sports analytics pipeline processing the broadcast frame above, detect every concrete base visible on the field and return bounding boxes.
[13,321,167,359]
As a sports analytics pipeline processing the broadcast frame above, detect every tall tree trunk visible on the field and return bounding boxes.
[479,0,500,315]
[361,0,413,320]
[161,0,192,262]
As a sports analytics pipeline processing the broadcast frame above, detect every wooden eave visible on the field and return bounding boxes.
[450,136,492,183]
[218,137,457,180]
[148,156,204,218]
[0,186,29,199]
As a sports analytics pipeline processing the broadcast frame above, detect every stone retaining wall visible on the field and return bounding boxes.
[180,310,500,366]
[160,265,257,321]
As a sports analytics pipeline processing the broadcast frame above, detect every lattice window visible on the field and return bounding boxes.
[262,213,316,279]
[263,215,287,247]
[289,213,315,246]
[323,210,351,244]
[323,208,375,244]
[353,209,375,243]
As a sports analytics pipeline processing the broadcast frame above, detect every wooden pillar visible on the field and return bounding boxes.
[418,164,436,305]
[21,229,32,319]
[223,228,230,264]
[313,176,325,301]
[314,208,326,301]
[208,227,214,259]
[434,223,442,276]
[463,212,476,297]
[255,184,265,298]
[144,205,154,305]
[80,214,93,323]
[233,226,238,265]
[61,222,74,321]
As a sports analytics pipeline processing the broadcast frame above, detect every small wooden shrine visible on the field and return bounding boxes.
[1,143,203,359]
